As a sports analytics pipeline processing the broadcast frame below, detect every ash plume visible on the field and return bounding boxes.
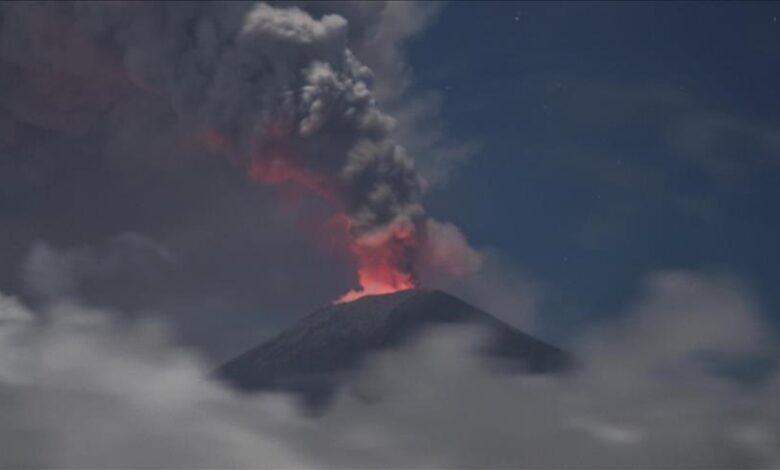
[0,1,436,298]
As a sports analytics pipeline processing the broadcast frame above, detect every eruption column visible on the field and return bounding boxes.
[29,1,433,301]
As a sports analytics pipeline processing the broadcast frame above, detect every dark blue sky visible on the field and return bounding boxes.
[410,2,780,341]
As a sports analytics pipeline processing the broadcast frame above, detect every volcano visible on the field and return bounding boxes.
[217,289,570,406]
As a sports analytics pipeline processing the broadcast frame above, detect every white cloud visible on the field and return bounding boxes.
[21,234,175,301]
[1,270,778,468]
[0,293,33,322]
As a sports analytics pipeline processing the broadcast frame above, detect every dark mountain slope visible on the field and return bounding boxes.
[218,289,570,405]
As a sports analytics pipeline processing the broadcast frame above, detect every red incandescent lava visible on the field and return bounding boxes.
[201,128,419,303]
[336,221,418,303]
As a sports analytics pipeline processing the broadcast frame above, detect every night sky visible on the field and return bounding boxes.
[412,1,780,341]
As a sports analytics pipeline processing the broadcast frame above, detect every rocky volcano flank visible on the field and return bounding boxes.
[218,289,569,405]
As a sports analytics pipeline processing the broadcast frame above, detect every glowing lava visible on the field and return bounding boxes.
[337,221,419,303]
[337,262,416,303]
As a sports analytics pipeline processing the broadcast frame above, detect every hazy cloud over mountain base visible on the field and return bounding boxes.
[0,270,777,469]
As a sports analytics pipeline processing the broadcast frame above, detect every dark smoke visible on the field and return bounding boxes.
[0,1,449,299]
[67,1,425,285]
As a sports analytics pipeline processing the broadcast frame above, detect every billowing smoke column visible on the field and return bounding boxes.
[59,1,428,301]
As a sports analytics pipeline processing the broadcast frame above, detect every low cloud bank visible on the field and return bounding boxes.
[0,270,778,469]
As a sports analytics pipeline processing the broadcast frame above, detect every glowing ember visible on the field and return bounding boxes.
[336,222,419,303]
[337,263,416,303]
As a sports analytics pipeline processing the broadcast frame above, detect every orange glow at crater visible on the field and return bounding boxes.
[337,267,415,303]
[337,222,419,303]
